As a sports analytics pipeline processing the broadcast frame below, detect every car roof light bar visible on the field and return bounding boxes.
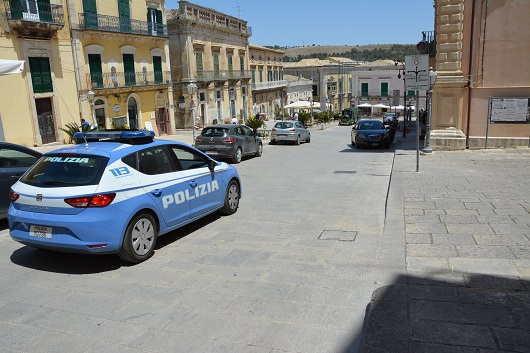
[73,129,155,145]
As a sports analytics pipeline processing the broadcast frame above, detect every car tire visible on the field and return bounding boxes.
[255,143,263,157]
[118,213,157,264]
[354,137,361,149]
[295,135,301,145]
[219,179,239,215]
[306,134,311,143]
[232,147,242,164]
[269,140,276,145]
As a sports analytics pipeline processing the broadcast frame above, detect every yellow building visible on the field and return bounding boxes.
[0,0,79,146]
[69,0,174,135]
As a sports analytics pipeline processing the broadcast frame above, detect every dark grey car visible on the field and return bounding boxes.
[195,124,263,164]
[0,142,42,220]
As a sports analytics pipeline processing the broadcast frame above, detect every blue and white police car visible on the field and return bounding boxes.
[8,130,242,263]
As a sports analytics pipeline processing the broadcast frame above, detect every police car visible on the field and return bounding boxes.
[8,130,241,263]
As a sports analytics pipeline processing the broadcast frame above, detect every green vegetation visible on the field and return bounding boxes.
[281,44,417,62]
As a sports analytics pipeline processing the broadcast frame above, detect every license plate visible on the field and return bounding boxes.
[29,225,52,238]
[371,143,379,146]
[205,151,218,155]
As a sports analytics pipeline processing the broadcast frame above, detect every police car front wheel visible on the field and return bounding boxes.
[118,213,158,263]
[220,180,239,215]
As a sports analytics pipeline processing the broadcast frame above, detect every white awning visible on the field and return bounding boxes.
[0,60,25,75]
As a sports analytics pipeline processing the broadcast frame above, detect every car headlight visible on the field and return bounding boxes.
[359,134,367,139]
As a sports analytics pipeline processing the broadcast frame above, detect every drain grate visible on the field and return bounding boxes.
[334,170,357,174]
[318,230,357,242]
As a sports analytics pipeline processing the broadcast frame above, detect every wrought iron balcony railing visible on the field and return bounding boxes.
[4,0,64,26]
[194,70,252,81]
[87,70,171,90]
[417,31,436,57]
[78,13,168,37]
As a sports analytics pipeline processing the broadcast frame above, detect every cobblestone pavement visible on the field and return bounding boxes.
[362,123,530,352]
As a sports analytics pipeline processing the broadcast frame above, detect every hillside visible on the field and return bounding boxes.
[269,44,418,62]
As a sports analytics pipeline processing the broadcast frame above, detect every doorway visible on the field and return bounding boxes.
[35,97,56,144]
[128,97,138,129]
[156,107,168,134]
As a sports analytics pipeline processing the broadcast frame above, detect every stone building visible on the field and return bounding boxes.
[425,0,530,149]
[248,44,286,120]
[284,74,313,117]
[167,1,252,127]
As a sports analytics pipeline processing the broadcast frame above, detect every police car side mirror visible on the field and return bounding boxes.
[208,159,217,172]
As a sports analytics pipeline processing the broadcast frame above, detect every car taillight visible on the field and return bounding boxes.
[9,189,19,202]
[289,128,296,132]
[272,128,276,131]
[195,137,202,143]
[223,137,235,143]
[64,193,116,208]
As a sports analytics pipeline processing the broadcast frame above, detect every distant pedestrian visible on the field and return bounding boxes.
[81,119,89,127]
[294,112,299,121]
[231,116,237,124]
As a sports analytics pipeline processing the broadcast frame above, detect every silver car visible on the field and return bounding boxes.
[270,121,311,145]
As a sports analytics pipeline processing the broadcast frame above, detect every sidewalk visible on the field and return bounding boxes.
[362,121,530,352]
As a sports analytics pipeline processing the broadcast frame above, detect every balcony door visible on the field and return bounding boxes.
[123,54,135,86]
[147,8,162,35]
[118,0,131,33]
[82,0,97,28]
[88,54,103,88]
[153,56,162,84]
[9,0,50,22]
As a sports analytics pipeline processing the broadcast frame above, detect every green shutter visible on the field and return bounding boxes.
[213,54,219,77]
[29,57,53,93]
[118,0,131,33]
[239,56,244,74]
[123,54,135,86]
[227,55,233,78]
[153,56,162,84]
[9,0,23,20]
[37,0,52,22]
[361,83,368,97]
[83,0,97,28]
[381,82,388,96]
[196,52,203,79]
[88,54,103,88]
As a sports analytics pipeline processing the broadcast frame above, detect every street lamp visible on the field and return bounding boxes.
[87,90,95,127]
[422,69,437,153]
[395,60,406,138]
[187,82,197,145]
[309,97,313,125]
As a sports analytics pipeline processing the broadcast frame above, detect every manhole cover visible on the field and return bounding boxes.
[318,230,357,242]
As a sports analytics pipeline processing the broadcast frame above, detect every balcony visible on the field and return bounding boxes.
[417,31,436,57]
[251,80,288,91]
[78,13,168,37]
[86,71,171,92]
[4,0,64,38]
[194,70,252,82]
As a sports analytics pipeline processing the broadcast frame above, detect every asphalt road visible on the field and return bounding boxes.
[0,126,398,353]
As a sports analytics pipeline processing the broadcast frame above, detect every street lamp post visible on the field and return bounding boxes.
[422,69,437,153]
[87,90,95,127]
[395,60,406,138]
[310,97,313,125]
[187,82,197,146]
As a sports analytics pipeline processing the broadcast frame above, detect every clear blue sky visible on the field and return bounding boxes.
[166,0,435,47]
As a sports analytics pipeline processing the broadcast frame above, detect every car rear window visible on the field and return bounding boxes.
[19,154,109,187]
[274,122,293,129]
[202,128,228,137]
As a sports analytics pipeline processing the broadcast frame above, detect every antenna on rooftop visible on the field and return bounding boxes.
[234,0,244,18]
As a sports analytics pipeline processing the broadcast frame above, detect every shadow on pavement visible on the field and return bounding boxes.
[8,212,222,274]
[351,272,530,353]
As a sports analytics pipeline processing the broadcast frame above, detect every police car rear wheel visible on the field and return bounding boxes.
[220,180,239,215]
[118,213,157,263]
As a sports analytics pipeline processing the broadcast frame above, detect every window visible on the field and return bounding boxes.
[147,7,163,35]
[29,57,52,93]
[122,53,135,86]
[138,147,176,175]
[227,54,233,77]
[196,52,203,79]
[361,82,369,97]
[312,85,318,97]
[0,146,40,168]
[251,70,255,82]
[259,70,263,82]
[239,55,245,74]
[407,91,415,97]
[267,70,272,81]
[153,55,162,84]
[213,54,219,77]
[169,146,209,171]
[380,82,389,97]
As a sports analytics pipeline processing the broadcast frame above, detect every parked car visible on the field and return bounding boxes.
[270,121,311,145]
[194,124,262,164]
[351,119,393,149]
[382,112,397,125]
[8,130,242,263]
[0,142,42,220]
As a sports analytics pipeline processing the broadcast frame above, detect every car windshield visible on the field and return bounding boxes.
[202,128,228,137]
[274,122,293,129]
[358,121,384,130]
[19,154,109,187]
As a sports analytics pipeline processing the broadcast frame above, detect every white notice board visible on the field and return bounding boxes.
[489,97,530,123]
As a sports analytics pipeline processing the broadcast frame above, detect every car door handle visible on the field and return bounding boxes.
[11,175,22,179]
[150,189,162,197]
[189,181,197,188]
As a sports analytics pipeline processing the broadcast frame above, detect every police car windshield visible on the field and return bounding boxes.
[20,154,109,187]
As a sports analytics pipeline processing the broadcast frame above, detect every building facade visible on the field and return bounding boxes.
[70,0,174,135]
[426,0,530,149]
[0,0,79,146]
[284,74,313,117]
[167,1,252,127]
[248,44,286,119]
